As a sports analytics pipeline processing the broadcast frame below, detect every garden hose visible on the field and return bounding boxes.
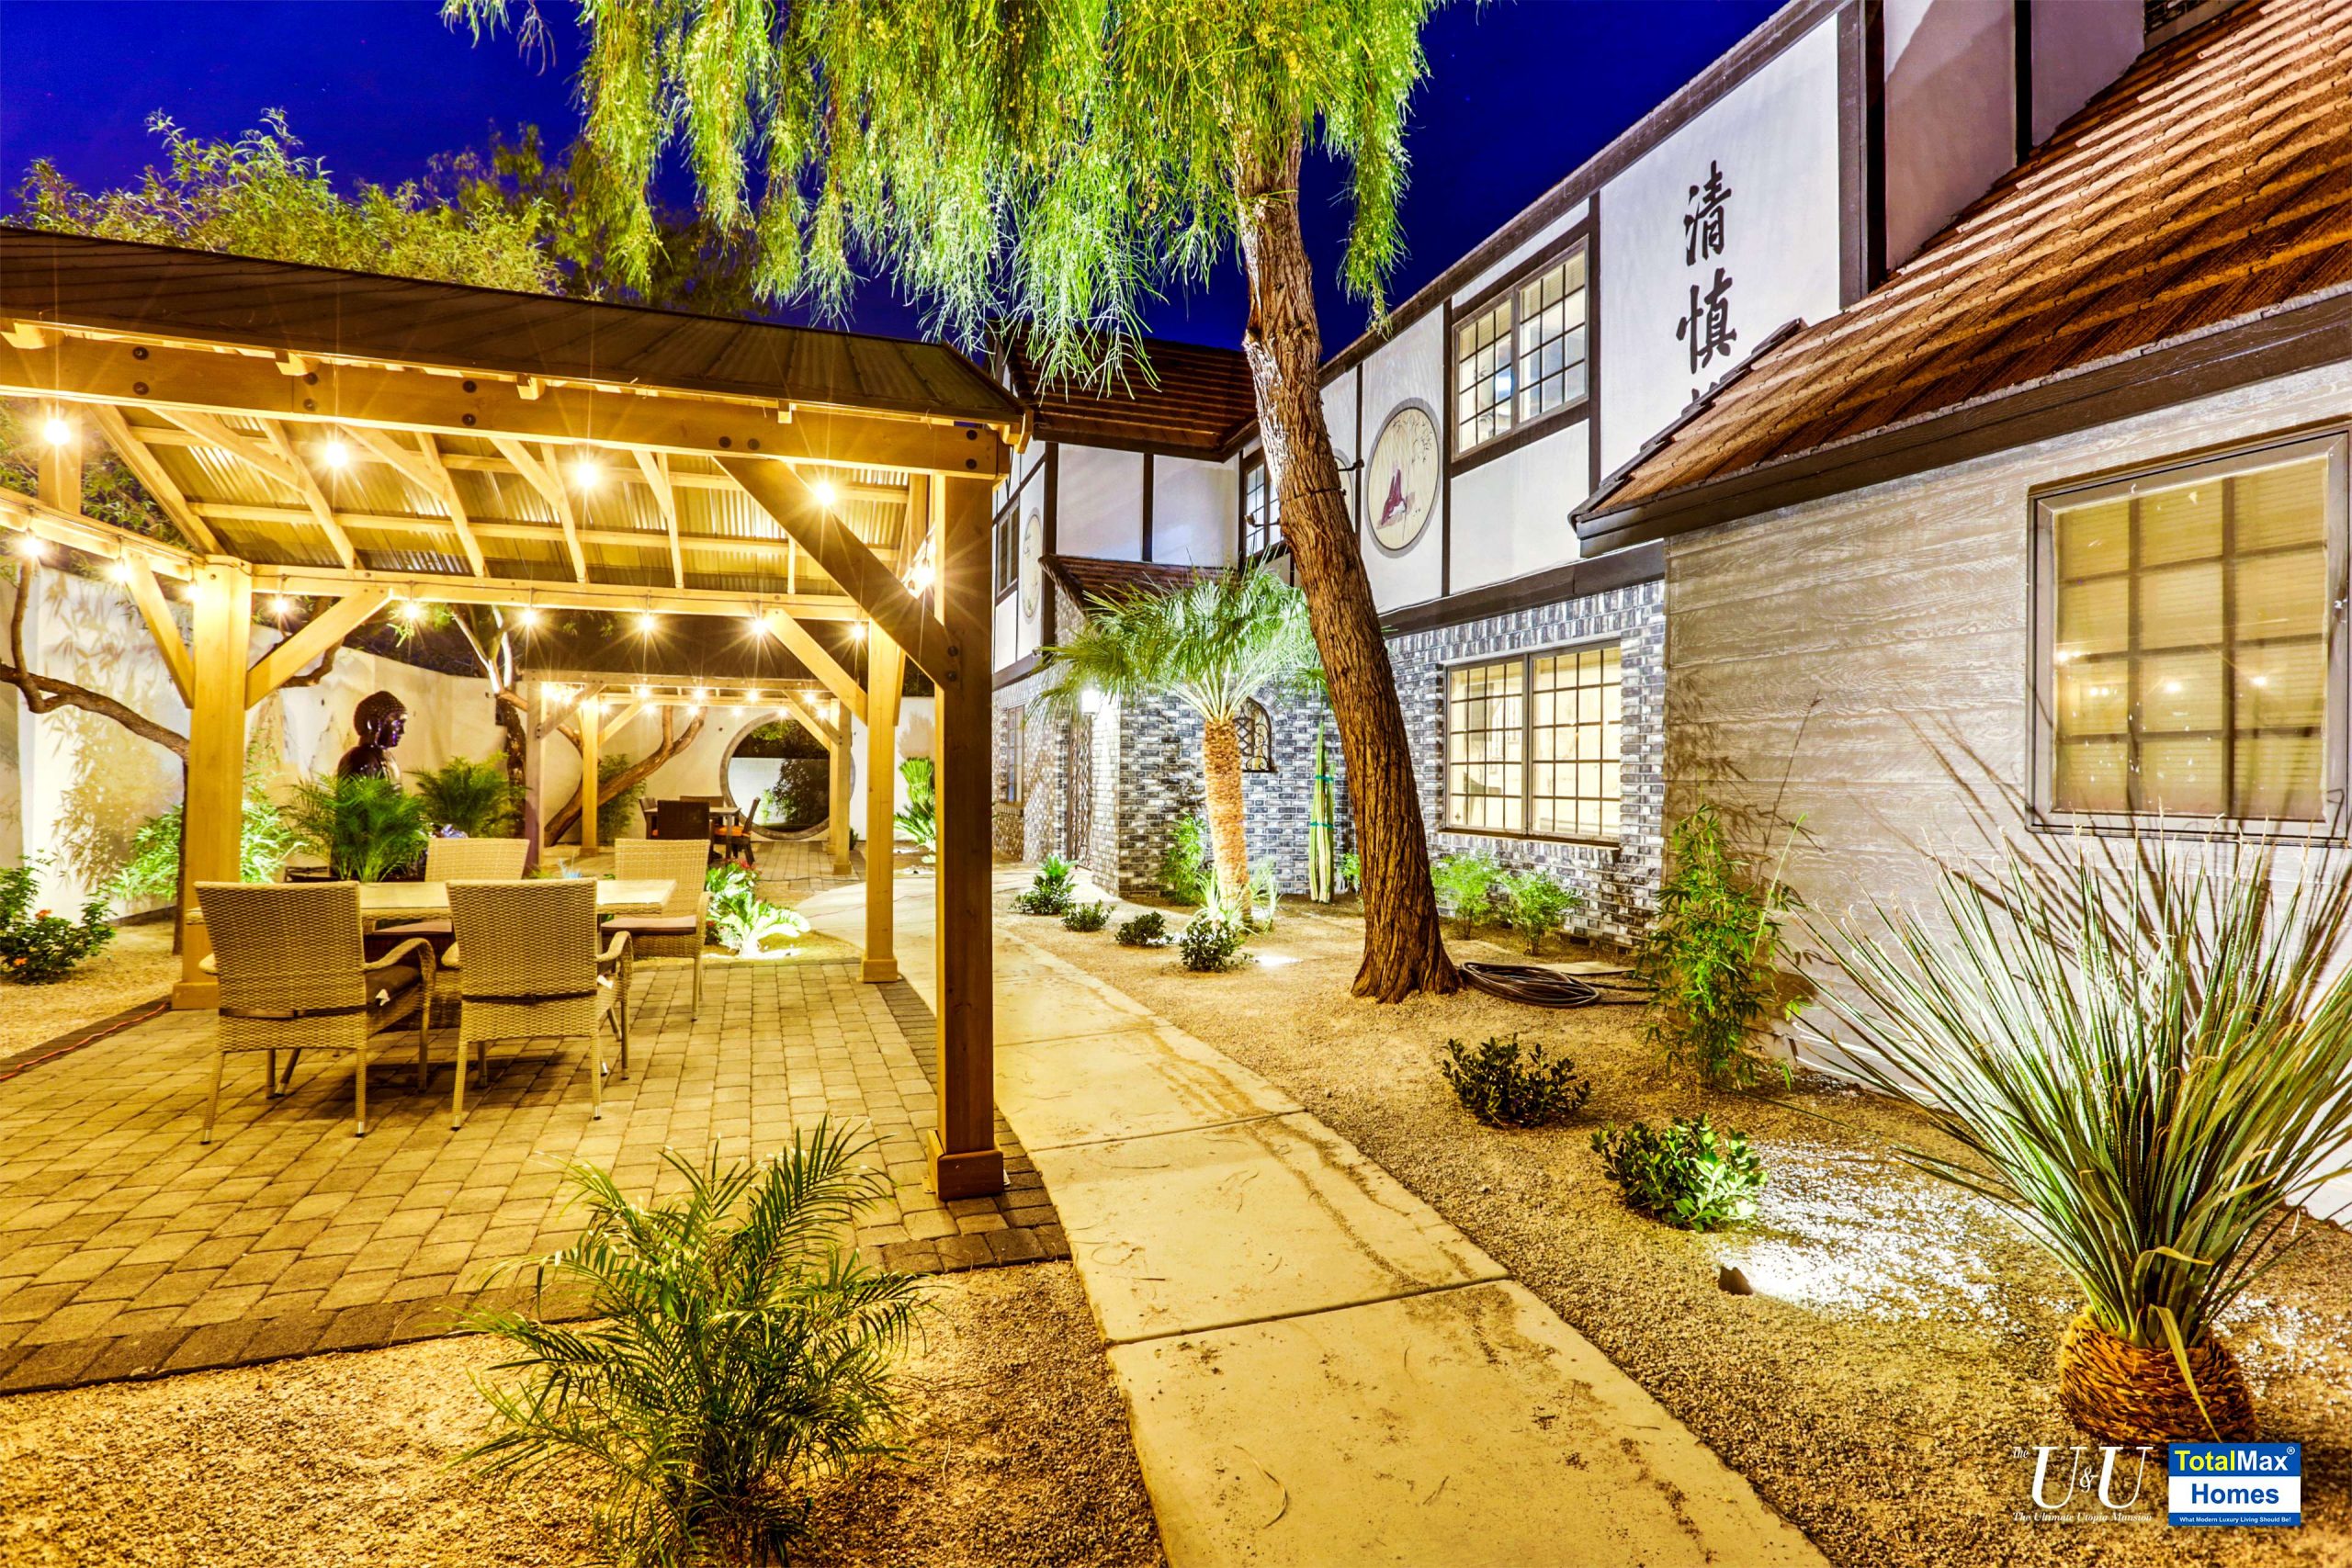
[1459,961,1646,1009]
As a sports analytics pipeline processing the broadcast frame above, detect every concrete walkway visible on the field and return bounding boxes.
[801,874,1826,1568]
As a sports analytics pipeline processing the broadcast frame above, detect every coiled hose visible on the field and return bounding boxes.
[1459,961,1646,1009]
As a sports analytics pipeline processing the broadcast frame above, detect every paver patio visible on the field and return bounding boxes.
[0,941,1063,1394]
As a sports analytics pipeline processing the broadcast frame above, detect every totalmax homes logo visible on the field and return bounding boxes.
[2169,1443,2301,1529]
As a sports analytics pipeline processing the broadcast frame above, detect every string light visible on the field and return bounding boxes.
[320,436,350,470]
[634,683,651,699]
[809,478,838,508]
[14,534,47,561]
[849,622,867,642]
[40,413,74,447]
[747,614,772,637]
[909,559,936,592]
[107,559,134,584]
[269,594,296,618]
[515,604,541,629]
[572,455,601,491]
[636,611,658,635]
[691,687,710,703]
[400,600,425,624]
[745,689,763,704]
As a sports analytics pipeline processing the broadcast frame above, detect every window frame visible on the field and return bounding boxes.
[1237,698,1275,773]
[992,502,1019,601]
[1439,637,1627,846]
[2028,429,2351,840]
[1239,448,1284,562]
[1446,228,1593,476]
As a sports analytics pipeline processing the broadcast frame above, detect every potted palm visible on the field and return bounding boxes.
[1041,568,1319,910]
[1809,836,2352,1442]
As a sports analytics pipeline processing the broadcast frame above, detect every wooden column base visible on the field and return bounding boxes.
[924,1130,1005,1199]
[860,958,901,983]
[172,978,221,1010]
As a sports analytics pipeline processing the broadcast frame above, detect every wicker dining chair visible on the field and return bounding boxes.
[444,879,631,1128]
[194,881,435,1144]
[370,836,530,952]
[606,838,712,1016]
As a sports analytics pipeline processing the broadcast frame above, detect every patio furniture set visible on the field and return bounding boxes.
[190,836,713,1144]
[639,795,757,867]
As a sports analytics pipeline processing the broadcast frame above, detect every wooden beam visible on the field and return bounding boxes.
[37,441,79,513]
[175,558,253,1010]
[0,490,197,580]
[536,681,598,740]
[577,694,602,854]
[759,609,868,724]
[492,438,590,582]
[189,502,814,563]
[719,457,950,681]
[244,587,391,705]
[86,405,220,552]
[256,420,359,570]
[246,563,862,620]
[861,624,906,983]
[928,474,1002,1198]
[350,426,488,578]
[633,449,686,589]
[827,712,854,875]
[124,562,192,705]
[520,681,546,872]
[0,333,1013,476]
[779,693,842,752]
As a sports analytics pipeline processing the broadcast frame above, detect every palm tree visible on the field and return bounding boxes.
[1042,570,1319,908]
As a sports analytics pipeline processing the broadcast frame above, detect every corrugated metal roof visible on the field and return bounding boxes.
[0,228,1022,425]
[1585,0,2352,519]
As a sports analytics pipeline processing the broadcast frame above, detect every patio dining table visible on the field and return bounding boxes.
[189,877,678,930]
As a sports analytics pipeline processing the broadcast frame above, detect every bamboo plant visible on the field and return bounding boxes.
[1807,833,2352,1442]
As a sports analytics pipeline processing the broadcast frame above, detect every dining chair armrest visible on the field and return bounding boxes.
[364,937,435,998]
[597,929,633,969]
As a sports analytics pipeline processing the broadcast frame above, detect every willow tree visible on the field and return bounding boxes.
[1042,569,1318,908]
[448,0,1458,998]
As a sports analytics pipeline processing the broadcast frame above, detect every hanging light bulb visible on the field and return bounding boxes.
[515,604,541,629]
[909,558,936,592]
[691,686,710,704]
[320,435,350,470]
[809,478,838,508]
[747,613,772,637]
[634,683,651,699]
[572,454,601,491]
[40,412,74,447]
[13,534,48,561]
[636,611,658,635]
[400,599,425,623]
[849,621,867,642]
[107,559,134,584]
[269,594,296,618]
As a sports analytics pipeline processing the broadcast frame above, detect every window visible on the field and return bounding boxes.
[2037,436,2343,827]
[1237,699,1274,773]
[1446,645,1623,839]
[1001,708,1024,803]
[1454,244,1589,457]
[1242,451,1280,558]
[993,506,1018,598]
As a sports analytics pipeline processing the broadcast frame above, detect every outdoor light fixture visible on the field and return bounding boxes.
[583,695,602,716]
[572,456,601,491]
[634,683,651,699]
[269,595,296,618]
[746,688,763,704]
[1078,685,1104,717]
[320,436,350,470]
[400,600,425,623]
[849,621,867,642]
[13,534,47,561]
[685,703,701,717]
[40,413,73,446]
[747,614,772,637]
[515,605,541,629]
[909,559,936,592]
[691,686,710,703]
[106,559,134,584]
[810,478,838,507]
[636,612,659,635]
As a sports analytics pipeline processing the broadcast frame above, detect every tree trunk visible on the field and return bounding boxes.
[1200,712,1250,909]
[544,707,707,844]
[1235,139,1456,999]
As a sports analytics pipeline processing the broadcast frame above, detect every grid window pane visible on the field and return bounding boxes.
[1528,644,1623,840]
[1242,455,1279,558]
[2050,450,2331,821]
[1455,249,1590,456]
[1445,659,1523,833]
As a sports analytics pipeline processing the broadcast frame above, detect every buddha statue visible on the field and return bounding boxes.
[335,690,409,784]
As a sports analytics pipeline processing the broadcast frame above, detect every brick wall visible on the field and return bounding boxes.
[1385,579,1667,945]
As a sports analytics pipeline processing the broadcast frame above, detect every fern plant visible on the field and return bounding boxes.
[413,754,521,837]
[464,1128,927,1568]
[284,774,430,883]
[1633,805,1800,1089]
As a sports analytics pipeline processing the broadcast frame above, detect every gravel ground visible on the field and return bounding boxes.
[1016,898,2352,1568]
[0,921,175,1061]
[0,1261,1162,1568]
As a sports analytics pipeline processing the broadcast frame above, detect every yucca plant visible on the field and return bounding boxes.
[284,773,430,883]
[464,1126,927,1568]
[413,754,523,838]
[1809,834,2352,1443]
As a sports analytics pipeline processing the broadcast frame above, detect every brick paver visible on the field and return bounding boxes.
[0,946,1064,1393]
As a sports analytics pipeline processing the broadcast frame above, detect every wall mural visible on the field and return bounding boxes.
[1366,401,1439,553]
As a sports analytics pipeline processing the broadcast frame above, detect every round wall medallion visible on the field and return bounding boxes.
[1365,403,1439,552]
[1018,504,1044,617]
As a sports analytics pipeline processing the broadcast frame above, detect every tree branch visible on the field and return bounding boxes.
[0,659,188,758]
[546,705,705,845]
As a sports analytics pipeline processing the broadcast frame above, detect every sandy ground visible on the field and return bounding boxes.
[0,920,175,1061]
[1017,897,2352,1568]
[0,1261,1163,1568]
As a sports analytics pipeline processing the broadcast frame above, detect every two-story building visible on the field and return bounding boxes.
[993,0,2155,942]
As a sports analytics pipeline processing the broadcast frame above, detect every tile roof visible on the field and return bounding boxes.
[1000,332,1258,457]
[1583,0,2352,524]
[0,229,1022,425]
[1044,554,1215,609]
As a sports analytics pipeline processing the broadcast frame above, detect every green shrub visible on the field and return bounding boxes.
[109,779,308,905]
[0,855,116,984]
[1114,910,1170,947]
[895,757,938,858]
[1062,900,1109,932]
[1496,867,1581,955]
[1633,804,1801,1089]
[1159,813,1212,905]
[285,773,431,882]
[1439,1034,1592,1127]
[464,1127,926,1568]
[595,753,647,845]
[1339,851,1360,892]
[1591,1117,1765,1232]
[1430,849,1500,932]
[1012,854,1076,915]
[413,754,522,837]
[1176,912,1247,973]
[705,865,809,957]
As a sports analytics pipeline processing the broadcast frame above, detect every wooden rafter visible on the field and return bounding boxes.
[85,407,220,553]
[257,419,359,570]
[633,449,686,589]
[348,426,488,578]
[780,692,842,751]
[245,587,391,705]
[492,437,590,582]
[123,561,193,704]
[758,609,867,724]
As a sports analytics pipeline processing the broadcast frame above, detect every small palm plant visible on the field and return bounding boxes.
[1809,835,2352,1443]
[1042,569,1319,909]
[464,1125,926,1567]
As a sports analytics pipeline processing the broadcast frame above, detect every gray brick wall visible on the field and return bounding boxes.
[1386,579,1666,945]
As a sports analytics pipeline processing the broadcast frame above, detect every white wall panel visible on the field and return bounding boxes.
[1883,0,2014,270]
[1447,423,1590,594]
[1151,455,1238,566]
[1055,445,1144,559]
[1356,309,1446,610]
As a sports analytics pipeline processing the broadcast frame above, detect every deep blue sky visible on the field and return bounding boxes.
[0,0,1777,353]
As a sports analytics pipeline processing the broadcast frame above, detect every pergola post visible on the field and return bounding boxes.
[174,557,254,1009]
[862,626,906,984]
[518,680,545,872]
[577,694,602,854]
[928,475,1002,1199]
[827,720,854,875]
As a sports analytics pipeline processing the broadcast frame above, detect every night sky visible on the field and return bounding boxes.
[0,0,1778,353]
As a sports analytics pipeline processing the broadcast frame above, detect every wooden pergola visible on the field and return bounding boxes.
[0,230,1019,1197]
